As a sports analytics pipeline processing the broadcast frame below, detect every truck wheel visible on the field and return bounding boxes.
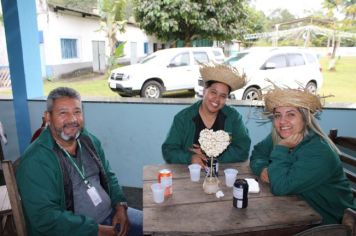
[306,82,317,94]
[242,87,262,100]
[141,81,163,98]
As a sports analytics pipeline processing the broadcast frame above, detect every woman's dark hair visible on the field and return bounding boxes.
[204,80,231,94]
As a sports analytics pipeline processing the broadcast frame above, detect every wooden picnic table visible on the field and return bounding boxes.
[143,162,322,236]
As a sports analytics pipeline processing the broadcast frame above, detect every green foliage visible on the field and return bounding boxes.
[134,0,249,46]
[98,0,127,71]
[244,6,268,33]
[114,41,125,57]
[100,0,126,21]
[322,0,356,61]
[265,8,296,30]
[107,41,126,72]
[323,0,356,31]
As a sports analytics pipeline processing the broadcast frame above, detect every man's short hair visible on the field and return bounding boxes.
[47,87,81,112]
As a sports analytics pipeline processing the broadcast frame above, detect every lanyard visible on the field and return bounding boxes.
[58,140,90,187]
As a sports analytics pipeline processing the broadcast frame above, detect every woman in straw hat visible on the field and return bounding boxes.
[162,64,251,167]
[250,86,355,224]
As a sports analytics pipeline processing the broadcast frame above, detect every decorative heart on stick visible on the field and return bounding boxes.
[198,129,230,158]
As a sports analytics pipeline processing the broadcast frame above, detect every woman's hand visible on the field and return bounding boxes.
[111,205,130,236]
[189,144,203,155]
[260,168,270,183]
[190,144,207,167]
[278,133,303,149]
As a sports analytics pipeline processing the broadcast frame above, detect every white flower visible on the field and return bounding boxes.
[198,129,230,158]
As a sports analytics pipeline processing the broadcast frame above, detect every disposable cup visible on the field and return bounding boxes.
[188,164,201,182]
[224,168,238,187]
[151,183,165,203]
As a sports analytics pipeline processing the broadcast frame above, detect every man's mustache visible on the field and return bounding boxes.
[63,122,80,128]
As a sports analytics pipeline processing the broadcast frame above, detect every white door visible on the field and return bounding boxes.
[130,42,138,64]
[92,41,106,73]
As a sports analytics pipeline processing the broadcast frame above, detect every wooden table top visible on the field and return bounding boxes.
[0,185,11,215]
[143,162,322,236]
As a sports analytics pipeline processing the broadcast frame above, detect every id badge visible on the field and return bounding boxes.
[87,186,102,206]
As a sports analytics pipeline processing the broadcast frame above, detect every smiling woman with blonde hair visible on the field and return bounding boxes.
[250,86,355,224]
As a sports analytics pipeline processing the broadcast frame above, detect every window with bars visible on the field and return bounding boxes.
[60,38,78,59]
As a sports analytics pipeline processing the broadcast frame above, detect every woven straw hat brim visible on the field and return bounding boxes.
[264,87,322,114]
[199,64,246,92]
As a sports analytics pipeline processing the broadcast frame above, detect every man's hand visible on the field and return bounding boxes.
[260,168,270,183]
[112,204,130,236]
[98,225,116,236]
[278,133,303,149]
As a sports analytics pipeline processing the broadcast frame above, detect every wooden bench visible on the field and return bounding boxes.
[329,129,356,198]
[1,160,27,236]
[295,208,356,236]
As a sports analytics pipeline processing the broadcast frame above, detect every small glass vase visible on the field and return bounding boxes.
[202,157,219,194]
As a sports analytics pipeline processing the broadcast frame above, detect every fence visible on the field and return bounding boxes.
[0,68,11,88]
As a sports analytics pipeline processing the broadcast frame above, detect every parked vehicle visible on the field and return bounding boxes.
[108,47,224,98]
[195,47,323,100]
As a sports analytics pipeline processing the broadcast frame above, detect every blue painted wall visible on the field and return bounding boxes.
[1,99,356,187]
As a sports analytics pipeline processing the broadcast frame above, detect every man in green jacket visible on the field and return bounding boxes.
[16,87,142,236]
[162,64,251,166]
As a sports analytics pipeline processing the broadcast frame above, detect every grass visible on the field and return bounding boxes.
[1,56,356,103]
[43,74,115,97]
[319,56,356,103]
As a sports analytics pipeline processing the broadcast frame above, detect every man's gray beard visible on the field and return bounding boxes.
[60,131,81,141]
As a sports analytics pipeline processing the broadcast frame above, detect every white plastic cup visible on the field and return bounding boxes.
[224,168,238,187]
[151,183,165,203]
[188,164,202,182]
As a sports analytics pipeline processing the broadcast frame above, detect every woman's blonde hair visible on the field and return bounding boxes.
[271,108,340,154]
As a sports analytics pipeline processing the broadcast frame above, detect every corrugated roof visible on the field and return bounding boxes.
[47,0,99,17]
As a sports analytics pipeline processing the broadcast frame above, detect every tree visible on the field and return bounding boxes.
[266,8,296,30]
[323,0,356,70]
[134,0,249,46]
[98,0,127,69]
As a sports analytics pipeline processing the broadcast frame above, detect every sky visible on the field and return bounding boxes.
[253,0,324,18]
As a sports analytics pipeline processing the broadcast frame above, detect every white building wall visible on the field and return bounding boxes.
[38,11,107,65]
[0,25,9,67]
[116,23,166,63]
[116,24,149,62]
[36,2,109,78]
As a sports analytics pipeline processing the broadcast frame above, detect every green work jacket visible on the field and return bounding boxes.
[162,101,251,164]
[16,128,126,236]
[250,131,355,224]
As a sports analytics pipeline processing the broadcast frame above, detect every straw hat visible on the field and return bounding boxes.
[264,85,322,114]
[199,64,246,92]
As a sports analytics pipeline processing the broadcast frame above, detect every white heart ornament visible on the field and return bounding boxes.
[198,129,230,158]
